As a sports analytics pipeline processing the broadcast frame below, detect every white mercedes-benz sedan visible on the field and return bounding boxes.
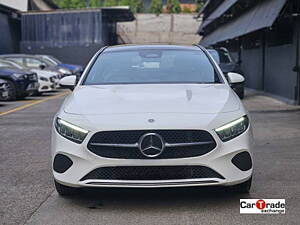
[52,45,253,195]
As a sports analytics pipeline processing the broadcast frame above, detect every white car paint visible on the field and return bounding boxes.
[51,45,253,189]
[31,69,59,92]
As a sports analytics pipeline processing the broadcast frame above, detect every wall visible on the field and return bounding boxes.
[117,13,201,44]
[224,38,297,103]
[0,12,20,54]
[240,47,263,90]
[264,44,296,100]
[20,10,114,66]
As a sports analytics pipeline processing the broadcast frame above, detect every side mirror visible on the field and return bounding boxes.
[39,64,46,70]
[59,75,76,91]
[227,72,245,84]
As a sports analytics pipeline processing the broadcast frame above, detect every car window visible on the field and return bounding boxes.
[41,57,57,66]
[45,56,61,65]
[5,61,24,69]
[0,61,13,68]
[84,49,222,85]
[25,58,44,68]
[208,50,220,64]
[218,50,232,64]
[5,57,24,65]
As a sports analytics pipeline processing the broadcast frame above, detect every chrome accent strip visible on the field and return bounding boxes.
[89,141,213,148]
[165,141,214,147]
[86,180,219,186]
[89,143,138,148]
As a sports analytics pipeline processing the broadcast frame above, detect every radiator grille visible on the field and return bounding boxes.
[87,130,216,159]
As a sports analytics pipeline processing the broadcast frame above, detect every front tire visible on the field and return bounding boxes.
[54,180,79,196]
[3,79,17,101]
[32,90,42,96]
[231,176,252,193]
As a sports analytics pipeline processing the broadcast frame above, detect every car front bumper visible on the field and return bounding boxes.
[51,126,253,188]
[38,80,54,92]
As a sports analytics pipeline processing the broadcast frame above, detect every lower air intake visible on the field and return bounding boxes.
[80,166,224,181]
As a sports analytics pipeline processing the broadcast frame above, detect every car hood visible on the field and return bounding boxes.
[31,69,58,77]
[0,67,28,75]
[58,64,82,72]
[64,84,240,115]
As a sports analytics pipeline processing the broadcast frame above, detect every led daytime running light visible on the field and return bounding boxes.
[215,117,245,132]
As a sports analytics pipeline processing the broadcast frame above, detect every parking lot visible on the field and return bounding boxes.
[0,90,299,225]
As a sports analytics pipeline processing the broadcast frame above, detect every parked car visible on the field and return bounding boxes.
[52,45,253,195]
[1,59,58,95]
[0,78,9,101]
[35,55,83,76]
[0,60,38,100]
[0,54,67,78]
[208,48,245,99]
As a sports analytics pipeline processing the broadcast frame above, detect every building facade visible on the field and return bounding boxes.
[20,8,134,65]
[198,0,300,105]
[0,0,58,54]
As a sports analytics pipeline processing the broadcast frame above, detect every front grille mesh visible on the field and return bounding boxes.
[80,166,224,181]
[87,130,216,159]
[28,73,37,81]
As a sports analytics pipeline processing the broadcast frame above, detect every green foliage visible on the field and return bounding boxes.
[119,0,144,13]
[149,0,162,15]
[182,7,191,13]
[103,0,118,7]
[166,0,181,13]
[54,0,143,12]
[53,0,86,9]
[196,0,205,12]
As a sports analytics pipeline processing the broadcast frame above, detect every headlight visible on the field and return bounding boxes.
[55,118,88,144]
[58,68,72,75]
[215,115,249,142]
[39,76,49,81]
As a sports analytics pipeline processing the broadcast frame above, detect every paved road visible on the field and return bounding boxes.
[0,91,299,225]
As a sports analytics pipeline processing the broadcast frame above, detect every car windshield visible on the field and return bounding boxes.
[0,61,14,68]
[3,60,24,69]
[42,56,61,66]
[84,49,222,85]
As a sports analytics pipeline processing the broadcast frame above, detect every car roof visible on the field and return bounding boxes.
[0,54,39,58]
[104,44,201,52]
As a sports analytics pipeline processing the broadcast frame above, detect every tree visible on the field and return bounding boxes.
[149,0,162,15]
[53,0,86,9]
[103,0,118,7]
[196,0,205,12]
[119,0,144,13]
[166,0,181,13]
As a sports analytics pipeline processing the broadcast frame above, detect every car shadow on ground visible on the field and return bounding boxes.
[59,187,251,210]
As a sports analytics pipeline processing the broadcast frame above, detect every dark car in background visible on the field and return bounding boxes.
[0,60,38,100]
[0,79,9,101]
[35,55,83,76]
[208,48,245,99]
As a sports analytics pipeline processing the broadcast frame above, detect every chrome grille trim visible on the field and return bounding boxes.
[89,143,139,148]
[89,141,214,148]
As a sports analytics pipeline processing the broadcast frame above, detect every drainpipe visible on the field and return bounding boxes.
[295,16,300,105]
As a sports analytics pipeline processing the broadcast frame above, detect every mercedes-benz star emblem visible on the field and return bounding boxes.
[138,133,165,158]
